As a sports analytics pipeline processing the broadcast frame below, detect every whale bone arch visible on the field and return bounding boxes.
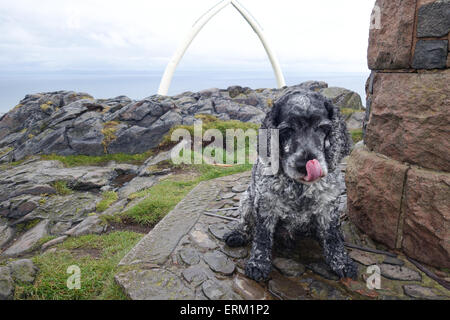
[157,0,286,96]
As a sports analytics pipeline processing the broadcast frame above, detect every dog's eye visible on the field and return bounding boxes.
[318,122,332,134]
[278,124,293,134]
[279,127,293,136]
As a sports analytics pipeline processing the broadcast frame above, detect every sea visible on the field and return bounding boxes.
[0,70,369,114]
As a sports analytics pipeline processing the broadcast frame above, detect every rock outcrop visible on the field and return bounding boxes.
[347,0,450,269]
[0,89,247,161]
[319,87,363,110]
[0,154,159,258]
[0,82,362,164]
[0,259,38,300]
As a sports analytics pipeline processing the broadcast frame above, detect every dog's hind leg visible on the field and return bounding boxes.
[318,210,358,280]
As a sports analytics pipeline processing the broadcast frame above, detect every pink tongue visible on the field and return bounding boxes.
[305,159,323,182]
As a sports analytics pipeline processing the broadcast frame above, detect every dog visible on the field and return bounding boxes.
[224,89,357,282]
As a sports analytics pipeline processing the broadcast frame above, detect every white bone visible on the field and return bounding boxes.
[157,0,286,96]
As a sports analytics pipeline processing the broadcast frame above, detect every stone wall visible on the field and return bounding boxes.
[347,0,449,268]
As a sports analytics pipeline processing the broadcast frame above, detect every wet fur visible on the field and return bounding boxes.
[224,89,357,281]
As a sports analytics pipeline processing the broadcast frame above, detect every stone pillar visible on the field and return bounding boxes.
[347,0,450,269]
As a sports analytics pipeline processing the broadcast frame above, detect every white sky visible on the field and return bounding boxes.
[0,0,376,73]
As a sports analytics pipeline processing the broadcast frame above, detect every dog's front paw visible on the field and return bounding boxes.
[224,230,248,248]
[245,260,271,282]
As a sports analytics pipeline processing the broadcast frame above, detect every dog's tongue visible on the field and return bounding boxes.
[305,159,323,182]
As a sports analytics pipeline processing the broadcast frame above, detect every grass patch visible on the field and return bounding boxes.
[350,129,363,144]
[14,231,143,300]
[121,163,251,226]
[16,219,41,233]
[41,150,154,167]
[36,236,58,248]
[341,108,361,117]
[96,191,118,213]
[101,121,120,153]
[52,181,73,196]
[0,147,13,157]
[0,158,27,171]
[121,179,190,226]
[40,103,51,112]
[160,114,260,149]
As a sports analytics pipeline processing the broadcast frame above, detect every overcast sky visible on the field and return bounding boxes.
[0,0,376,74]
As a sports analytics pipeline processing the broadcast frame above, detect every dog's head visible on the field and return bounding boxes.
[261,90,352,184]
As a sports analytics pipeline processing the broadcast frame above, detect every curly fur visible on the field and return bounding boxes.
[224,89,357,281]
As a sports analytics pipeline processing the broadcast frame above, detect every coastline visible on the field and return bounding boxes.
[0,71,369,113]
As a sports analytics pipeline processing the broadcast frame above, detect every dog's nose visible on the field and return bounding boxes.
[295,154,316,175]
[295,159,307,175]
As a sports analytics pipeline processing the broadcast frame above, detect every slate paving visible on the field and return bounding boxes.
[115,171,450,300]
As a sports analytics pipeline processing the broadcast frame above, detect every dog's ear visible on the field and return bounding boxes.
[259,97,282,167]
[261,101,280,130]
[324,101,352,172]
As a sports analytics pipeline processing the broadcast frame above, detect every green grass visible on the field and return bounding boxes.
[96,191,118,213]
[36,236,58,247]
[160,114,260,148]
[350,129,363,144]
[41,151,154,167]
[0,158,27,171]
[0,147,13,157]
[341,108,361,117]
[122,179,195,226]
[16,219,41,233]
[1,150,154,169]
[101,121,120,153]
[121,163,252,226]
[52,181,73,196]
[40,103,51,112]
[14,232,143,300]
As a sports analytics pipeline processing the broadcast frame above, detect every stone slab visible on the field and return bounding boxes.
[365,71,450,172]
[402,167,450,268]
[368,0,416,69]
[2,219,49,257]
[115,268,195,300]
[0,223,14,248]
[346,147,408,249]
[380,264,422,281]
[0,266,14,300]
[417,1,450,37]
[273,258,306,277]
[8,259,38,283]
[412,40,448,69]
[118,180,222,266]
[403,284,443,300]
